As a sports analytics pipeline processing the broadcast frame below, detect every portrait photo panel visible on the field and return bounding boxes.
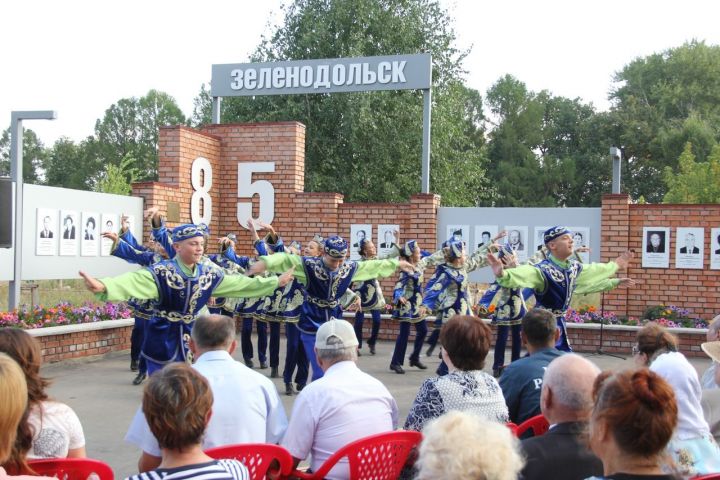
[446,225,470,246]
[474,225,498,253]
[642,227,670,268]
[59,210,79,256]
[36,208,58,256]
[711,228,720,270]
[675,227,704,269]
[81,212,99,256]
[504,225,528,262]
[100,213,118,257]
[377,224,399,257]
[350,224,372,260]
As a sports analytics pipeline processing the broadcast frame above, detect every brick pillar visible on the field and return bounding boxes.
[409,193,441,249]
[600,194,631,317]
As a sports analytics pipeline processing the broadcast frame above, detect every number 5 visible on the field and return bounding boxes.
[237,162,275,228]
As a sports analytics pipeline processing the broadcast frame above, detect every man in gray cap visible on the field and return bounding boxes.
[281,318,398,479]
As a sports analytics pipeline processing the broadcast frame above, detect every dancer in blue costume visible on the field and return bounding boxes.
[388,240,445,374]
[252,235,415,381]
[79,223,294,375]
[104,216,168,385]
[486,226,635,352]
[420,240,493,375]
[351,236,397,355]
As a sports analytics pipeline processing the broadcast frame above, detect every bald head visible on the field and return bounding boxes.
[541,354,601,422]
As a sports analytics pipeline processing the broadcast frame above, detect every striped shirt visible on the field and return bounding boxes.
[124,459,249,480]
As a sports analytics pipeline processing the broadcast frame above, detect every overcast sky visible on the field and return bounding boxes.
[2,0,719,146]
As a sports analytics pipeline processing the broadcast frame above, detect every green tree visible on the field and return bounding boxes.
[484,76,612,206]
[94,90,186,181]
[0,127,48,183]
[43,137,102,190]
[194,0,492,205]
[93,154,138,195]
[610,40,720,202]
[663,142,720,203]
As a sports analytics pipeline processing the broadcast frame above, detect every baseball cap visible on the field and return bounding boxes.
[315,318,359,350]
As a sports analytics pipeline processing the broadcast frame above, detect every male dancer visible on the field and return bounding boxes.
[252,235,414,381]
[487,226,635,351]
[80,223,294,374]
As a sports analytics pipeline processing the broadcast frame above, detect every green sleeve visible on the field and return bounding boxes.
[575,278,620,295]
[465,244,490,273]
[260,253,307,284]
[576,261,619,288]
[496,264,546,290]
[97,269,159,302]
[213,274,280,299]
[417,249,445,269]
[352,258,400,282]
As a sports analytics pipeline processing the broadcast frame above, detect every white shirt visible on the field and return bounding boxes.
[702,362,719,389]
[281,361,398,480]
[651,351,711,440]
[27,401,86,459]
[125,350,288,456]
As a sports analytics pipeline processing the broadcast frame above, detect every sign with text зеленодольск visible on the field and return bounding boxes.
[211,54,432,97]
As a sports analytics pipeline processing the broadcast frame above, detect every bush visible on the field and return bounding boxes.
[0,302,132,329]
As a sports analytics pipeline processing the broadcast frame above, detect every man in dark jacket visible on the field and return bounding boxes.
[520,353,603,480]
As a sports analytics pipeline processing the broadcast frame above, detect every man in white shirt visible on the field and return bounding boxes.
[702,315,720,389]
[282,319,398,480]
[125,314,288,472]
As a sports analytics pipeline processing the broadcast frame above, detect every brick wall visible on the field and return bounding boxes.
[601,194,720,320]
[32,323,133,363]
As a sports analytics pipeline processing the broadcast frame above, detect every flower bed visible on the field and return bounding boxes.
[0,302,133,329]
[565,304,709,330]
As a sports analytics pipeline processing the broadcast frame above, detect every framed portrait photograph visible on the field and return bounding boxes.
[503,225,528,262]
[59,210,79,256]
[675,227,704,269]
[350,224,372,260]
[473,225,498,253]
[642,227,670,268]
[377,224,399,258]
[36,208,58,256]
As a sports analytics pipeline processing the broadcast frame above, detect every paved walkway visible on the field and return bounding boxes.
[43,336,713,478]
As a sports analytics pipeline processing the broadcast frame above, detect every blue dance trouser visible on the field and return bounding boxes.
[354,310,381,348]
[240,317,270,363]
[390,320,427,366]
[283,323,309,385]
[426,317,442,348]
[492,324,522,370]
[130,317,145,363]
[555,316,572,352]
[300,331,324,381]
[257,321,281,367]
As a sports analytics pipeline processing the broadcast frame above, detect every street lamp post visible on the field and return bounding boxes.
[610,146,622,194]
[8,110,57,310]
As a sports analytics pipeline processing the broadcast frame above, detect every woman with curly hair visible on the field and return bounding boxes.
[0,329,86,465]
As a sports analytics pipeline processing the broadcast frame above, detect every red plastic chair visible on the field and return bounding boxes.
[515,414,550,438]
[27,458,114,480]
[291,430,423,480]
[205,443,294,480]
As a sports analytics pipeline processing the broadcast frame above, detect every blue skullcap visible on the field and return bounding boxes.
[197,223,210,235]
[544,226,572,245]
[402,240,418,258]
[324,235,348,259]
[446,240,465,259]
[171,224,206,243]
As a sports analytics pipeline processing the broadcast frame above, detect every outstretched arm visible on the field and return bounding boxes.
[80,269,159,301]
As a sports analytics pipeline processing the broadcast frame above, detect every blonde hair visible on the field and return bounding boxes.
[416,411,524,480]
[0,353,28,464]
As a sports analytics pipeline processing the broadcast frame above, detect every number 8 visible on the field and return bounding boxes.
[191,157,212,225]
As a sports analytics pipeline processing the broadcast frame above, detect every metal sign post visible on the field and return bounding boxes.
[211,54,433,193]
[8,110,57,310]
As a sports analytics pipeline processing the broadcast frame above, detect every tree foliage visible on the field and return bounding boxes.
[93,154,138,195]
[94,89,186,181]
[663,142,720,203]
[0,127,48,183]
[195,0,492,205]
[609,40,720,202]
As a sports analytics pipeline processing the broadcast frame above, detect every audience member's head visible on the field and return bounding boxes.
[0,353,28,466]
[634,322,678,366]
[589,369,677,472]
[416,410,524,480]
[522,309,559,352]
[541,354,600,424]
[708,315,720,342]
[439,315,491,371]
[189,314,236,356]
[314,319,359,369]
[0,328,51,405]
[143,363,213,452]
